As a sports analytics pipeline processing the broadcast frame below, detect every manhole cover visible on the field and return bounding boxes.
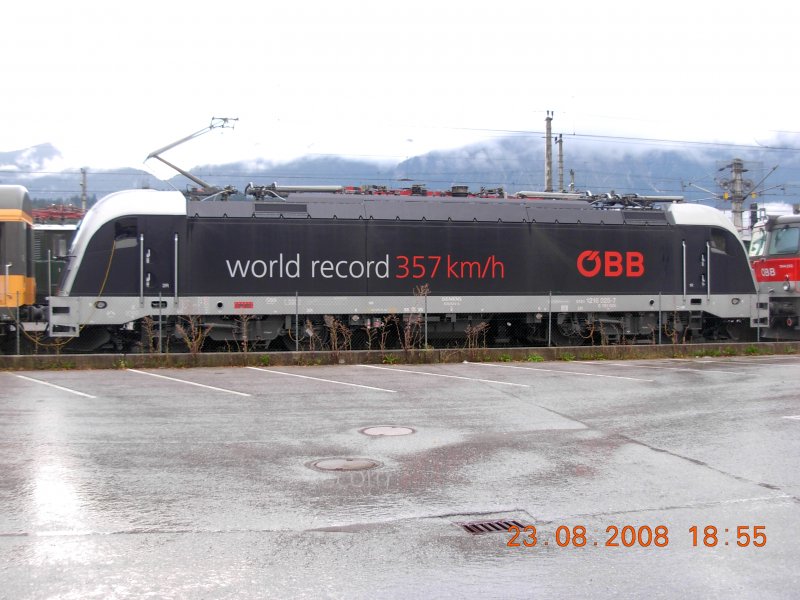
[308,458,382,472]
[360,426,415,436]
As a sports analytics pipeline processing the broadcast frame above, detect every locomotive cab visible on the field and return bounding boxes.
[749,215,800,337]
[0,186,35,313]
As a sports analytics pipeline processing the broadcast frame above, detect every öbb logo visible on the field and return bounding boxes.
[577,250,645,278]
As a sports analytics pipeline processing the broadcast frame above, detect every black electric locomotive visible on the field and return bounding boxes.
[47,183,765,352]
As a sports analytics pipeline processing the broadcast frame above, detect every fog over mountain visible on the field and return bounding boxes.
[3,137,800,217]
[0,143,62,173]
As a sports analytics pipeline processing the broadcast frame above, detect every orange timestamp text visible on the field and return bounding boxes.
[507,524,767,548]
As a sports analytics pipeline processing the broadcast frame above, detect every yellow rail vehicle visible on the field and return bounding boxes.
[0,185,36,332]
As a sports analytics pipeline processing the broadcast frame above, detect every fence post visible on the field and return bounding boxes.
[658,292,662,345]
[47,249,52,299]
[158,291,163,353]
[16,291,20,355]
[295,291,299,352]
[547,291,552,347]
[424,294,428,349]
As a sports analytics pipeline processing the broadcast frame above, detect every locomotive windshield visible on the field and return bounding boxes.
[748,226,766,258]
[768,225,800,256]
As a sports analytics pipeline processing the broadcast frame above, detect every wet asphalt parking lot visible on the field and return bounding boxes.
[1,355,799,599]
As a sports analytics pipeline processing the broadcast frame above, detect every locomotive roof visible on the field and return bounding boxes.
[765,213,800,226]
[66,189,745,256]
[187,192,671,226]
[0,184,33,214]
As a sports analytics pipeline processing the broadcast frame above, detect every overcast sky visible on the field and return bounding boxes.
[3,1,798,174]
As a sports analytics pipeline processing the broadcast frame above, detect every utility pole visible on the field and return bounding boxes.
[544,111,553,192]
[556,134,564,192]
[80,167,88,213]
[723,158,747,233]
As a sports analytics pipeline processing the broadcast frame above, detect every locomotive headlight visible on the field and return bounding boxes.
[783,280,792,292]
[731,298,740,305]
[95,300,107,309]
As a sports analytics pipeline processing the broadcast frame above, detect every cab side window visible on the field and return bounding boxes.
[709,229,727,253]
[114,218,138,249]
[768,226,800,256]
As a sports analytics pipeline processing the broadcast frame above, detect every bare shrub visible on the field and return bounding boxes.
[326,316,353,358]
[237,313,254,354]
[362,320,378,351]
[141,316,158,353]
[175,315,212,356]
[465,322,489,350]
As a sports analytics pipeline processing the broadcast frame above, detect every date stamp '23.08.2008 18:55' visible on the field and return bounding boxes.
[506,524,767,549]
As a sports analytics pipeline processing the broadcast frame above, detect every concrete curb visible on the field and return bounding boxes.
[1,342,797,371]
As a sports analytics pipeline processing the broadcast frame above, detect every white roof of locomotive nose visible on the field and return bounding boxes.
[666,202,742,238]
[61,189,187,294]
[69,189,187,255]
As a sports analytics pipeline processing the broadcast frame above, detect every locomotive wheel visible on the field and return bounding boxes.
[549,327,583,347]
[724,320,756,342]
[269,336,294,351]
[349,328,369,351]
[298,324,330,351]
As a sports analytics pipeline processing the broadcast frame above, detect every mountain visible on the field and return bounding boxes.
[3,138,800,212]
[0,143,161,204]
[173,136,800,210]
[0,143,62,173]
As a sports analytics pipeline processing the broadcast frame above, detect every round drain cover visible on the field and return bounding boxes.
[360,426,415,436]
[309,458,382,472]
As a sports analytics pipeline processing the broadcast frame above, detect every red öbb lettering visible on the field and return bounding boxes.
[577,251,645,278]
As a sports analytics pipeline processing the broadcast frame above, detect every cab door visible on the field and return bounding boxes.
[142,216,177,297]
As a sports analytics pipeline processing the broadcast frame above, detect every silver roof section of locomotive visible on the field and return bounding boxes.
[187,192,673,226]
[64,189,741,254]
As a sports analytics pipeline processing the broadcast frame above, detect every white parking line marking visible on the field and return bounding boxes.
[12,374,96,398]
[782,415,800,421]
[694,358,800,367]
[127,369,251,397]
[715,355,799,361]
[246,367,396,393]
[581,361,731,374]
[467,362,654,382]
[660,358,764,373]
[357,364,530,387]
